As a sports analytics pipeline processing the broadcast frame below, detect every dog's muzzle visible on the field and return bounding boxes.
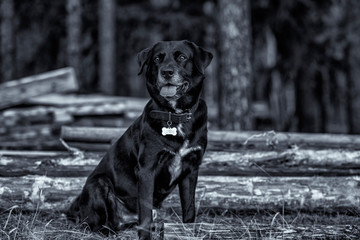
[159,82,189,98]
[157,66,190,98]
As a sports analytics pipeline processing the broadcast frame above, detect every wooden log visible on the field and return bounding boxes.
[165,176,360,213]
[163,223,360,239]
[210,130,360,150]
[3,96,145,120]
[73,116,133,128]
[54,101,140,117]
[52,142,110,152]
[0,138,61,151]
[0,150,67,157]
[0,106,58,130]
[201,149,360,176]
[63,127,111,141]
[27,93,148,108]
[27,93,261,123]
[0,96,147,136]
[60,126,360,150]
[0,152,100,177]
[1,149,360,177]
[61,126,123,143]
[0,175,359,213]
[0,124,54,141]
[0,68,78,109]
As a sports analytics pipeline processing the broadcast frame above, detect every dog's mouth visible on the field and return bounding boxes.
[159,82,189,98]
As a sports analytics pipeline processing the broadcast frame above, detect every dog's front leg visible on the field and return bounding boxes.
[179,168,199,223]
[137,156,155,240]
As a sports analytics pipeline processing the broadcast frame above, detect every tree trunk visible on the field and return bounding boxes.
[0,0,14,82]
[98,0,116,95]
[66,0,82,87]
[203,21,218,113]
[218,0,253,130]
[347,0,360,134]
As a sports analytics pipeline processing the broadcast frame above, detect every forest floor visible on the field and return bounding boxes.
[0,207,359,239]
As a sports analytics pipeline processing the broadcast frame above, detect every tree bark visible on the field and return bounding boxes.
[98,0,116,95]
[218,0,253,130]
[0,0,14,82]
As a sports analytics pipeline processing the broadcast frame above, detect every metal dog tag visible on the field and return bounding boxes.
[162,112,177,136]
[162,127,177,136]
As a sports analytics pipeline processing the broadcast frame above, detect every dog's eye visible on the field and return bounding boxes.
[154,57,161,63]
[177,54,187,61]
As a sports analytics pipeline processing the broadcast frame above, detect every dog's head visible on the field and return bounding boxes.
[137,40,213,111]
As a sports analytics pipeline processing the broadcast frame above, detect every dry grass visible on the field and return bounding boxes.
[0,206,359,239]
[0,205,137,240]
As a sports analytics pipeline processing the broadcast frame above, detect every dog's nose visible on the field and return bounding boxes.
[161,68,174,79]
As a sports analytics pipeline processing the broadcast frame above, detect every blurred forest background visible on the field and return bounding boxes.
[1,0,360,134]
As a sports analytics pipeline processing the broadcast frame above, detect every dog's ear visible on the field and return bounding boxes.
[137,47,152,75]
[184,40,213,75]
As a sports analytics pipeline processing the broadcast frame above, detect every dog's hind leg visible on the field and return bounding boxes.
[67,177,125,232]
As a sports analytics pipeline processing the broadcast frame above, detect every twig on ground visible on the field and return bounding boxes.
[59,138,84,159]
[3,205,19,230]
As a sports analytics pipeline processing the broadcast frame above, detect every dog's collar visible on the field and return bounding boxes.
[149,110,192,124]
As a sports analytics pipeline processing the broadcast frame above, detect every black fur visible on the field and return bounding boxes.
[67,40,213,240]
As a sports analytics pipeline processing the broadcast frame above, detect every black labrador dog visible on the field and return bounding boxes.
[67,40,212,239]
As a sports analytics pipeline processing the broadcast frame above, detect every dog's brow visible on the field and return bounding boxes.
[174,46,192,54]
[174,50,187,56]
[154,53,165,58]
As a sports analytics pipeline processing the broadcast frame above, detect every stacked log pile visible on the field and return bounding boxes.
[0,93,147,150]
[1,129,360,238]
[1,128,360,214]
[1,69,359,238]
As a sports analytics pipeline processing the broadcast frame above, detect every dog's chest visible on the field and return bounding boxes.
[167,140,201,184]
